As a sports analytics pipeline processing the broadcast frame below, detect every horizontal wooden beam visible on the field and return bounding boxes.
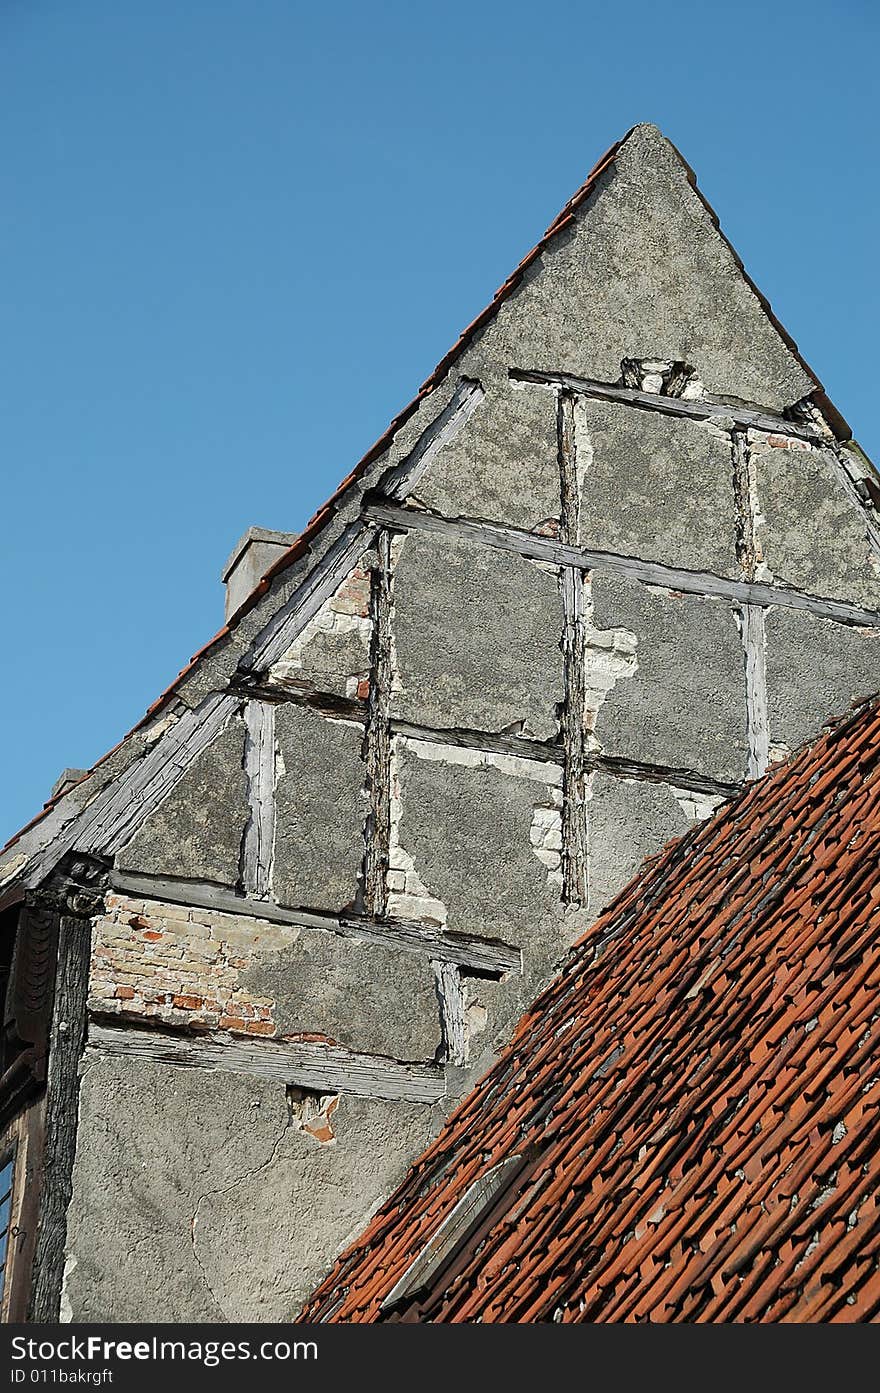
[364,500,880,631]
[509,367,821,442]
[592,754,739,800]
[109,870,522,977]
[88,1021,447,1104]
[391,720,563,767]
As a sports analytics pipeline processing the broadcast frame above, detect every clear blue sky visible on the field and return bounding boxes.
[2,0,878,844]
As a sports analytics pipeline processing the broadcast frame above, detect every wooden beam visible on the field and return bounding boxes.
[363,532,393,916]
[87,1022,447,1105]
[510,367,822,442]
[377,379,484,501]
[241,700,276,898]
[364,500,880,630]
[741,605,770,780]
[391,720,563,767]
[434,961,468,1067]
[593,754,740,800]
[109,870,522,977]
[29,915,91,1321]
[558,392,589,906]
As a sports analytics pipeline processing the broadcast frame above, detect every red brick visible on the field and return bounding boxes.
[172,994,203,1010]
[245,1020,276,1036]
[219,1015,248,1032]
[115,986,136,1000]
[142,930,164,942]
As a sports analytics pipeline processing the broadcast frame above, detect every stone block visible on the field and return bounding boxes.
[412,382,560,532]
[754,442,880,610]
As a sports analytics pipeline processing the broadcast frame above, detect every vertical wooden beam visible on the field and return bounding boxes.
[731,427,756,581]
[558,391,589,906]
[434,961,468,1066]
[363,531,394,916]
[240,699,276,899]
[731,427,770,780]
[29,913,91,1322]
[741,605,770,780]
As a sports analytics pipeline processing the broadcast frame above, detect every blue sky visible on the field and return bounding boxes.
[2,0,878,843]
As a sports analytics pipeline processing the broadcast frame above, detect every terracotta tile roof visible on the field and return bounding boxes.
[300,695,880,1323]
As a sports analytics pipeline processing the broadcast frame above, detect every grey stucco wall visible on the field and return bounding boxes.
[63,1055,445,1322]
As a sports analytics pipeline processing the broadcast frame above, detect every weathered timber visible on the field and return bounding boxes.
[87,1022,447,1105]
[29,914,91,1321]
[24,693,238,888]
[109,869,522,976]
[362,532,393,916]
[392,720,563,767]
[731,427,756,581]
[740,605,770,780]
[377,379,485,500]
[594,754,740,800]
[434,961,468,1067]
[509,367,822,442]
[240,699,276,898]
[238,521,375,675]
[558,392,589,906]
[364,500,880,629]
[229,682,366,721]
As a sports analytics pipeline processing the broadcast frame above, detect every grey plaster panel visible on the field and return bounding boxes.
[591,573,749,783]
[587,772,690,920]
[765,608,880,752]
[395,745,562,944]
[242,931,441,1060]
[394,746,585,1070]
[469,125,813,411]
[63,1055,444,1322]
[755,445,880,610]
[578,400,738,576]
[274,705,365,912]
[413,382,560,532]
[116,719,247,886]
[392,533,564,740]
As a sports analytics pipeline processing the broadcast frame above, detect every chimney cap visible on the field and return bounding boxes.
[221,526,298,584]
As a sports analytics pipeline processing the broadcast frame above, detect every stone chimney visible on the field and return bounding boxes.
[221,527,298,622]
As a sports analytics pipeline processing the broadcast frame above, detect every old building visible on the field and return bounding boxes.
[1,123,878,1322]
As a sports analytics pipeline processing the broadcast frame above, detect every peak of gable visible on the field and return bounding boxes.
[458,121,817,413]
